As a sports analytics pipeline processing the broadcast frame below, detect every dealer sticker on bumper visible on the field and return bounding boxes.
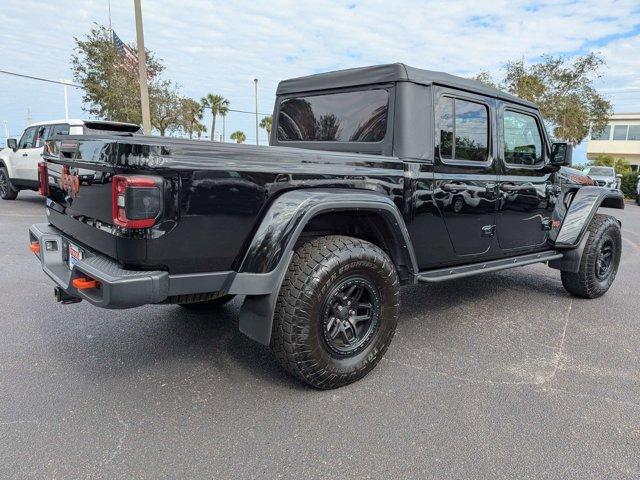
[68,243,82,270]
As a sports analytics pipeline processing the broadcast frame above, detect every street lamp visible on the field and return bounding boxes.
[254,78,259,146]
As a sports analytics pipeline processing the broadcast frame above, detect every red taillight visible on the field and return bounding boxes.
[111,175,162,229]
[38,162,49,196]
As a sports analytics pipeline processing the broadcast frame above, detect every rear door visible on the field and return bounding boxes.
[496,105,554,250]
[432,88,499,257]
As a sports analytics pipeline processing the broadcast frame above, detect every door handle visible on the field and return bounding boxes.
[22,153,28,157]
[442,182,467,192]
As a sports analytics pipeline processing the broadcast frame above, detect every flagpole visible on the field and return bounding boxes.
[108,0,112,34]
[134,0,152,135]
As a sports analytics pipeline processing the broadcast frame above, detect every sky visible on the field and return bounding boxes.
[1,0,640,163]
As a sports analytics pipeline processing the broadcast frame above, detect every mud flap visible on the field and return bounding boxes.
[237,252,292,346]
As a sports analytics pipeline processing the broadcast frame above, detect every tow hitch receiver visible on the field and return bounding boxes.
[54,287,82,305]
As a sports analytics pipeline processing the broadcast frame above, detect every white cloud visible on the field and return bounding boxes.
[1,0,640,149]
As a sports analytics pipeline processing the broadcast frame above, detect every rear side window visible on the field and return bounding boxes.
[277,89,388,142]
[503,110,544,166]
[51,124,70,136]
[437,97,489,162]
[18,127,37,149]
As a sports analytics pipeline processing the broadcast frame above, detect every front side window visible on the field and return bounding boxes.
[18,127,37,149]
[35,125,52,148]
[503,110,544,166]
[437,97,489,162]
[613,125,629,140]
[591,125,611,140]
[277,89,388,142]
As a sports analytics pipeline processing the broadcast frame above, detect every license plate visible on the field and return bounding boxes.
[68,243,82,270]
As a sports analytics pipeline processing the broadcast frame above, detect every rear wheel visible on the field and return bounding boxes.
[271,235,400,389]
[0,167,19,200]
[561,214,621,299]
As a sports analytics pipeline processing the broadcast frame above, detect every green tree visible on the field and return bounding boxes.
[194,122,207,139]
[178,97,206,139]
[230,131,246,143]
[259,116,272,137]
[472,53,612,145]
[591,154,631,173]
[71,24,165,124]
[620,172,639,198]
[200,94,230,141]
[150,80,182,136]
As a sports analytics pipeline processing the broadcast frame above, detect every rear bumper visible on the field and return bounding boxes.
[29,223,281,309]
[30,223,169,308]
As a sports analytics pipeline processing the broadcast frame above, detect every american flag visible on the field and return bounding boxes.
[112,31,139,72]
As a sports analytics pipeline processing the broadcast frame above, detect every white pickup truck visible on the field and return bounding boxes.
[0,119,140,200]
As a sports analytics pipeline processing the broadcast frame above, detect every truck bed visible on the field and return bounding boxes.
[42,135,404,274]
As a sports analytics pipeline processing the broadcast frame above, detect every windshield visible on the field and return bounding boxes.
[586,167,615,176]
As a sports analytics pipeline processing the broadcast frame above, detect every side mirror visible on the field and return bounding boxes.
[7,138,17,151]
[550,142,572,167]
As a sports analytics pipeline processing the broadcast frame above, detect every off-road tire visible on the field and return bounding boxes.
[561,214,621,299]
[177,294,236,310]
[271,235,400,389]
[0,167,19,200]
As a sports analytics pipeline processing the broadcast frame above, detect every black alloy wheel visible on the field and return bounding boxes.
[321,276,380,356]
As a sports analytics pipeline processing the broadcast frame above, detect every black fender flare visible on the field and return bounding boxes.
[234,188,417,345]
[551,186,623,248]
[548,186,623,272]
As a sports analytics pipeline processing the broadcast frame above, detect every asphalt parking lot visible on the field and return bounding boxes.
[1,191,639,479]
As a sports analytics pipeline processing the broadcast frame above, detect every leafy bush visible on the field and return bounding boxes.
[620,172,639,198]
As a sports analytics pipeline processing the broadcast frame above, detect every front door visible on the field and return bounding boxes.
[432,89,499,257]
[496,106,554,250]
[12,126,40,181]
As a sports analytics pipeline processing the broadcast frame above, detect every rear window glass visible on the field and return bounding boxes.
[83,122,142,135]
[587,167,614,176]
[277,89,388,142]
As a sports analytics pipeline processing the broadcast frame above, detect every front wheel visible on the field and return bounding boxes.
[271,235,400,389]
[0,167,19,200]
[561,214,621,299]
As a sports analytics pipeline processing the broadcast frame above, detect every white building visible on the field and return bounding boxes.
[587,113,640,171]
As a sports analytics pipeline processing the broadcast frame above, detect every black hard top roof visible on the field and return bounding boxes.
[276,63,537,109]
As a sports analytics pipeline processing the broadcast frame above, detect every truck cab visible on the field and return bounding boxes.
[271,64,574,269]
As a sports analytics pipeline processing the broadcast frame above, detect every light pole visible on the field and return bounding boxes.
[222,114,226,142]
[134,0,152,135]
[61,79,70,119]
[254,78,259,145]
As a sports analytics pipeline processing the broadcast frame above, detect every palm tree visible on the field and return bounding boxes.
[200,94,230,141]
[259,116,272,137]
[230,131,246,144]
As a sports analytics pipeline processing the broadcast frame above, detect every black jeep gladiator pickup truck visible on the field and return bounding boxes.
[30,63,624,389]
